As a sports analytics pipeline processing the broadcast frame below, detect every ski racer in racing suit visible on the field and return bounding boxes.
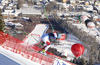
[41,31,59,54]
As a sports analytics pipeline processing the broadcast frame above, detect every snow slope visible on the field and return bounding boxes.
[21,24,49,46]
[20,24,83,61]
[0,23,82,64]
[73,23,100,36]
[0,46,41,65]
[73,23,100,42]
[48,34,82,61]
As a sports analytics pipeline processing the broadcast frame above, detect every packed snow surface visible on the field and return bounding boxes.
[0,24,84,65]
[0,46,41,65]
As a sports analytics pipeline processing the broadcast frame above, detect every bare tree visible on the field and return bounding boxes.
[17,0,25,9]
[27,0,34,6]
[0,9,5,32]
[45,2,57,15]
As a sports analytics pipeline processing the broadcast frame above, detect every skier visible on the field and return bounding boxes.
[40,31,60,55]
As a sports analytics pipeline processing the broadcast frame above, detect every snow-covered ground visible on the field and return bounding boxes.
[0,24,83,64]
[73,23,100,43]
[21,24,83,61]
[49,34,82,60]
[21,24,49,46]
[0,46,41,65]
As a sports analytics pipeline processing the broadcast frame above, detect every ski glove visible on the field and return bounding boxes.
[46,41,51,45]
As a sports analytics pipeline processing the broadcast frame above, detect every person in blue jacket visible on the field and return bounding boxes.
[40,31,61,55]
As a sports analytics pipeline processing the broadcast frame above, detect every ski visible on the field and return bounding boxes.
[26,48,61,58]
[26,49,36,52]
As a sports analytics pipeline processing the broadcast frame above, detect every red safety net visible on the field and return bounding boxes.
[0,31,75,65]
[0,31,55,65]
[0,31,8,45]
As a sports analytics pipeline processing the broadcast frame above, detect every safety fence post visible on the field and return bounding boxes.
[33,53,37,62]
[13,43,17,53]
[42,56,48,65]
[24,42,29,54]
[17,43,21,54]
[37,53,44,64]
[31,53,35,61]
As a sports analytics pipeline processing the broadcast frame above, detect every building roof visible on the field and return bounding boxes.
[2,9,21,16]
[16,8,42,15]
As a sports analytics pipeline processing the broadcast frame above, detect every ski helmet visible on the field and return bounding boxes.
[53,31,57,39]
[53,31,61,39]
